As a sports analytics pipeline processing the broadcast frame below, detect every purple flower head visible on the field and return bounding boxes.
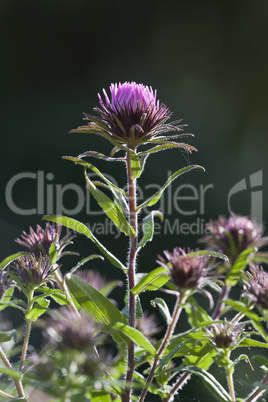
[200,215,264,263]
[11,255,54,290]
[15,223,76,262]
[157,247,214,291]
[243,265,268,309]
[44,307,100,352]
[71,81,196,150]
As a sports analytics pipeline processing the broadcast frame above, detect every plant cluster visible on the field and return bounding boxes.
[1,82,268,401]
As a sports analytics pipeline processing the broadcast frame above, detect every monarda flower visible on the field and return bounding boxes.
[243,265,268,310]
[11,255,54,290]
[15,223,76,262]
[70,81,196,151]
[158,247,214,290]
[200,215,265,263]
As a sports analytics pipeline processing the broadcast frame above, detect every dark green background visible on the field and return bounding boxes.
[1,1,268,400]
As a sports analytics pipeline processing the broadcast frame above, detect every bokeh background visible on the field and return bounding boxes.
[1,0,268,400]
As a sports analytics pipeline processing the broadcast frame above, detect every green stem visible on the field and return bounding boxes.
[122,150,138,402]
[225,351,236,402]
[0,346,26,399]
[19,289,35,372]
[138,290,189,402]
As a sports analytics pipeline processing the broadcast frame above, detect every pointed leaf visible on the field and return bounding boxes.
[131,267,170,296]
[43,215,126,272]
[138,211,164,249]
[63,156,127,197]
[130,151,141,179]
[137,165,205,210]
[68,254,104,275]
[65,274,127,325]
[151,297,172,325]
[112,322,156,356]
[0,329,17,343]
[176,366,232,402]
[84,169,135,237]
[26,298,50,322]
[226,247,256,286]
[138,141,197,156]
[0,252,30,271]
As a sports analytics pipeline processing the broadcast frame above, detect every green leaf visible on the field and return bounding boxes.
[155,345,181,375]
[226,247,256,286]
[138,211,164,249]
[84,169,135,237]
[91,391,112,402]
[225,300,268,342]
[138,141,197,156]
[33,288,69,305]
[177,366,232,402]
[43,215,127,272]
[112,322,156,356]
[151,297,172,325]
[0,329,17,343]
[26,298,50,322]
[0,252,30,271]
[63,156,127,197]
[239,338,268,348]
[68,254,104,275]
[131,268,170,296]
[130,151,141,179]
[137,165,205,210]
[187,250,229,262]
[65,274,127,325]
[249,251,268,265]
[0,367,22,380]
[185,297,213,328]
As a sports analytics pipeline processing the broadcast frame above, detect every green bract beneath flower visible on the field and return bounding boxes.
[70,81,195,151]
[207,321,245,349]
[11,255,54,290]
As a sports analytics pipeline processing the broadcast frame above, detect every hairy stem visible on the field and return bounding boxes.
[0,346,26,399]
[212,284,230,320]
[122,150,138,402]
[139,290,189,402]
[19,289,35,371]
[226,365,236,402]
[53,268,80,317]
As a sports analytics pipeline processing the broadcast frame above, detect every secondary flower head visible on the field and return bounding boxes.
[200,215,264,263]
[71,81,196,150]
[207,321,245,349]
[11,255,54,290]
[157,247,214,291]
[15,223,75,262]
[44,308,100,352]
[243,265,268,310]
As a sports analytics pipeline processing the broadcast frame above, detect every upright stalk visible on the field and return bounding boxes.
[19,289,35,371]
[0,346,26,400]
[139,290,189,402]
[123,150,138,402]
